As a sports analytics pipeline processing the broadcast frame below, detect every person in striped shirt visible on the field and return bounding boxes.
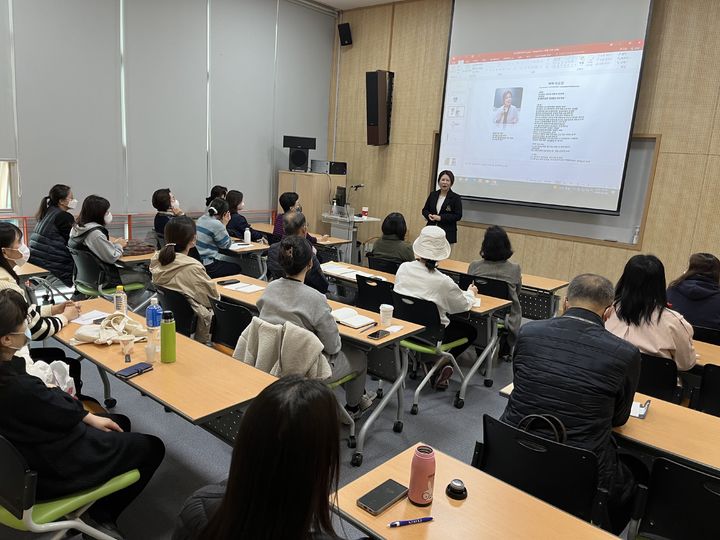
[196,198,243,279]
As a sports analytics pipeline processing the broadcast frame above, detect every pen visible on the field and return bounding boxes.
[389,517,433,528]
[359,322,378,334]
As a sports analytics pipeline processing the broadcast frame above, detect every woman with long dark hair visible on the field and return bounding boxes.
[606,254,696,371]
[667,252,720,330]
[173,376,340,540]
[421,170,462,248]
[150,217,218,343]
[29,184,77,286]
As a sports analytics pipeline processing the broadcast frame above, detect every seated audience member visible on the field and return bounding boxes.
[468,225,522,350]
[225,189,263,241]
[273,191,318,244]
[667,252,720,330]
[394,226,477,389]
[606,254,696,371]
[152,188,184,237]
[196,198,242,279]
[501,274,641,534]
[29,184,77,286]
[371,212,414,263]
[204,185,227,207]
[150,217,219,344]
[173,377,340,540]
[68,195,149,286]
[267,212,328,294]
[261,236,369,419]
[0,289,165,538]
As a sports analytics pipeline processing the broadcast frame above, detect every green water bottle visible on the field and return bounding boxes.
[160,310,176,363]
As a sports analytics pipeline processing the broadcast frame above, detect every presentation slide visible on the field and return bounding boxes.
[438,0,652,213]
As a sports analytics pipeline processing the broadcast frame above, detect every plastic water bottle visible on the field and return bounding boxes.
[243,228,252,244]
[160,310,176,364]
[408,445,436,506]
[113,285,127,315]
[145,298,162,362]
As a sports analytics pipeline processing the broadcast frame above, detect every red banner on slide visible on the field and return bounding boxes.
[450,40,644,64]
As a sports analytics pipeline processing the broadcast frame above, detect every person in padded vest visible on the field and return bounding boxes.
[68,195,149,287]
[29,184,77,286]
[667,252,720,330]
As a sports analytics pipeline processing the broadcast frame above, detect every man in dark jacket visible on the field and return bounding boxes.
[266,211,328,294]
[501,273,641,533]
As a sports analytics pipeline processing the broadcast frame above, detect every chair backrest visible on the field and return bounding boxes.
[693,364,720,417]
[155,286,197,337]
[692,325,720,346]
[366,254,401,275]
[356,274,394,313]
[458,273,511,300]
[392,291,444,344]
[476,414,605,525]
[638,353,682,403]
[67,246,104,291]
[0,435,37,519]
[638,457,720,539]
[209,297,254,349]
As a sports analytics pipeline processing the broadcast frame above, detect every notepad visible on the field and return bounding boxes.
[473,298,482,307]
[223,282,265,293]
[630,400,651,419]
[229,242,251,251]
[322,263,355,275]
[331,307,375,329]
[72,310,110,325]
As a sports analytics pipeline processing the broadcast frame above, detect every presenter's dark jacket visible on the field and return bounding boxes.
[421,189,462,244]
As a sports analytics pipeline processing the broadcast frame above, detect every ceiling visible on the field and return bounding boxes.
[320,0,403,10]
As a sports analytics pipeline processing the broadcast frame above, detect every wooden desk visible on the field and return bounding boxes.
[119,253,155,264]
[227,239,270,254]
[53,298,276,426]
[251,222,351,247]
[16,262,49,277]
[437,259,568,320]
[693,339,720,367]
[336,444,615,540]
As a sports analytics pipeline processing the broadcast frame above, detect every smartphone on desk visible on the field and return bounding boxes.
[368,329,390,340]
[116,362,154,380]
[218,279,240,286]
[357,479,408,516]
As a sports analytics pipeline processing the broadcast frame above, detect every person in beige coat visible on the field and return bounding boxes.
[150,216,219,344]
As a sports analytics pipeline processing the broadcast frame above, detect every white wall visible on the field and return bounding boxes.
[1,0,336,216]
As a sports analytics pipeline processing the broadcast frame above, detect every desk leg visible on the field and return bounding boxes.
[550,293,559,318]
[352,345,407,467]
[256,252,267,281]
[456,314,498,408]
[96,366,117,409]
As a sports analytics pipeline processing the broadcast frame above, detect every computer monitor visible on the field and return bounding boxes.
[334,186,347,207]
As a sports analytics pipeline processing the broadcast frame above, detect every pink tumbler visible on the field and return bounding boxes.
[408,445,436,506]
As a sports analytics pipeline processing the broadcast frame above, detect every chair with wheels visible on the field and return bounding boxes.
[630,457,720,539]
[472,414,610,530]
[355,275,394,313]
[0,435,140,540]
[392,291,468,414]
[208,297,254,356]
[366,253,401,275]
[689,363,720,417]
[637,353,683,404]
[692,325,720,345]
[68,247,146,301]
[155,286,197,338]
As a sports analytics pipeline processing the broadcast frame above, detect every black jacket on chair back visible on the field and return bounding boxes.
[501,307,641,490]
[29,206,75,286]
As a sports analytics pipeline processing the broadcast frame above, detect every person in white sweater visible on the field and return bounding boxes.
[394,226,478,389]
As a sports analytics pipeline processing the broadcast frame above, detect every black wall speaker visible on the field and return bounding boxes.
[338,23,352,46]
[283,135,316,171]
[366,70,394,146]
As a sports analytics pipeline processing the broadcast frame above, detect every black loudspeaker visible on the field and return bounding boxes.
[338,23,352,46]
[366,70,394,146]
[283,135,316,172]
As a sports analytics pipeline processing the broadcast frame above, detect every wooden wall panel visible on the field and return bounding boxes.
[689,155,720,255]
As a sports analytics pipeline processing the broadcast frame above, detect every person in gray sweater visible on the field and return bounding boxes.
[468,225,522,349]
[257,235,373,418]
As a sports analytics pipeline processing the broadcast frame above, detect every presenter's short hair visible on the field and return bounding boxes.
[437,170,455,185]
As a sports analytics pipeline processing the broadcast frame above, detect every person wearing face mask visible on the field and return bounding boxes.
[28,184,78,287]
[225,189,263,242]
[151,188,184,240]
[0,289,165,539]
[196,198,243,279]
[150,217,219,343]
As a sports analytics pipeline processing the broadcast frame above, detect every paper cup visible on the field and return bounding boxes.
[379,304,394,327]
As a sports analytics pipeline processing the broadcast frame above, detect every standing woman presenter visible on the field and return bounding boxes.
[422,169,463,249]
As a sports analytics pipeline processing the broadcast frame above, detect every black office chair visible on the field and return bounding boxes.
[637,353,683,404]
[355,275,394,313]
[632,457,720,539]
[155,286,197,337]
[689,364,720,417]
[366,253,401,275]
[473,414,610,529]
[458,273,511,300]
[692,325,720,346]
[208,297,254,355]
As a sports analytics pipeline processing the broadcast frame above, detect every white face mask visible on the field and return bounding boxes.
[104,212,113,225]
[239,202,245,211]
[6,327,31,350]
[171,199,180,210]
[66,198,78,210]
[4,243,30,267]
